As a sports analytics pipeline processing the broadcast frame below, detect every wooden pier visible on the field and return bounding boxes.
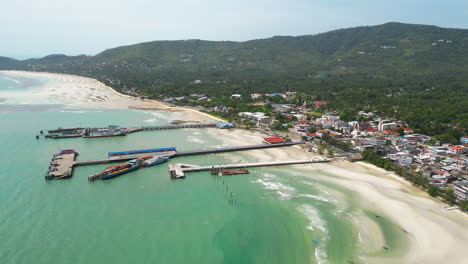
[168,158,331,179]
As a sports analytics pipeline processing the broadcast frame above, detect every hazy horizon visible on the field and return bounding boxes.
[3,0,468,59]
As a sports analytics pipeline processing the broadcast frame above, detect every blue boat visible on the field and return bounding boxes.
[143,156,169,167]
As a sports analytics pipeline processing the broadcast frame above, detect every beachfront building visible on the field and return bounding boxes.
[454,182,468,201]
[263,137,286,144]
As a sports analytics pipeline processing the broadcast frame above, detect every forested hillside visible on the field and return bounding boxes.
[1,22,467,139]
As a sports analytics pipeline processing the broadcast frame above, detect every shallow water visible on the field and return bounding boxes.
[0,73,407,264]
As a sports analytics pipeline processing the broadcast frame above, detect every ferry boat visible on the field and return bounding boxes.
[88,156,150,181]
[143,156,169,167]
[101,160,140,180]
[83,125,126,138]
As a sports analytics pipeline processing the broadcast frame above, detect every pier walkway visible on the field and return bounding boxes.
[169,158,331,178]
[126,123,217,133]
[40,123,219,139]
[175,141,305,156]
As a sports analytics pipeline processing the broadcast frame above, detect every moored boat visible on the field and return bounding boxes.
[143,156,169,167]
[220,169,249,176]
[88,156,150,181]
[83,125,126,138]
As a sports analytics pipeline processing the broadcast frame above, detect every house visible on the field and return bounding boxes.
[401,136,422,143]
[366,127,376,134]
[313,101,328,108]
[353,121,372,131]
[239,112,253,118]
[449,145,466,155]
[378,122,398,131]
[461,136,468,144]
[383,129,399,136]
[263,137,286,144]
[250,93,262,99]
[427,146,448,155]
[366,137,388,145]
[454,182,468,201]
[396,127,414,134]
[231,94,242,99]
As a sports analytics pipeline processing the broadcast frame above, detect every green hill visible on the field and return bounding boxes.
[1,22,467,138]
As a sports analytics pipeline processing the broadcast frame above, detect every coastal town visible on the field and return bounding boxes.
[120,88,468,208]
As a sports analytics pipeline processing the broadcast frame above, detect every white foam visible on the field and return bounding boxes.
[187,136,205,144]
[143,118,158,123]
[299,204,329,264]
[262,172,277,179]
[0,76,20,84]
[253,179,296,200]
[277,191,292,200]
[60,110,102,114]
[298,194,330,203]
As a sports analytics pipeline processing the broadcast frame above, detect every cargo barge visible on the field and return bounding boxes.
[220,169,249,176]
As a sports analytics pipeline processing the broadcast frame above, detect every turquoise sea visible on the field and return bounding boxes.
[0,73,406,264]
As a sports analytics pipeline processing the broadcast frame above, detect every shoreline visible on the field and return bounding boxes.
[0,70,226,123]
[3,70,468,263]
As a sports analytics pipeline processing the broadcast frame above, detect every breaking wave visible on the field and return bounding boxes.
[299,204,329,264]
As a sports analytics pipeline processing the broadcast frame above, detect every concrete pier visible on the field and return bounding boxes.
[175,141,305,156]
[40,123,218,139]
[168,158,331,179]
[45,150,78,180]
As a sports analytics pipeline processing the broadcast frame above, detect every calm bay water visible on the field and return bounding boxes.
[0,74,405,264]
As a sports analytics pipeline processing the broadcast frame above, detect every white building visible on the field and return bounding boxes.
[378,122,398,131]
[454,182,468,201]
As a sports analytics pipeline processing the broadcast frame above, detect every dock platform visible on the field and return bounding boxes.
[45,150,78,180]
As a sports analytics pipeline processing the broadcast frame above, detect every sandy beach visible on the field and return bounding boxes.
[0,70,224,123]
[208,126,468,264]
[2,70,468,263]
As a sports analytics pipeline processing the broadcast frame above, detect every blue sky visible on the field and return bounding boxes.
[3,0,468,59]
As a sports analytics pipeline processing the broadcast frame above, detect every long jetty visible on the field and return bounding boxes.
[39,123,219,139]
[169,158,331,179]
[126,123,217,133]
[174,141,304,156]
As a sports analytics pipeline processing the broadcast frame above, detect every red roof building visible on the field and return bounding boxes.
[383,129,399,135]
[313,101,328,108]
[263,137,286,144]
[366,127,376,133]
